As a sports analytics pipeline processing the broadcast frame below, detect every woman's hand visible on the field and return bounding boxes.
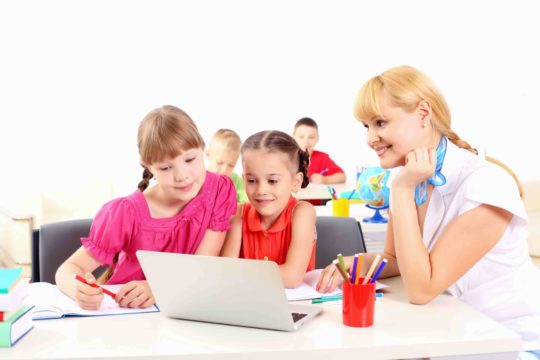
[316,256,353,293]
[73,272,104,310]
[393,147,437,190]
[115,280,155,308]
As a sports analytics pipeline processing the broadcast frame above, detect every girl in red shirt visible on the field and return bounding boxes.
[220,130,317,288]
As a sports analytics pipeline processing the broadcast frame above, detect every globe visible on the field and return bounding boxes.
[356,166,390,223]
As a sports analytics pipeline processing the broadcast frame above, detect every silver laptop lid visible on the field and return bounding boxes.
[137,251,319,331]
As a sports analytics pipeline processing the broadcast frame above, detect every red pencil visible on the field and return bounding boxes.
[73,274,116,299]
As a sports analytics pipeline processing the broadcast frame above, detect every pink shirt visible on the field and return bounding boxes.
[81,171,237,284]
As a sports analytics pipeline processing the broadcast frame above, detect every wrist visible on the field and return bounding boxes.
[390,186,416,208]
[391,182,416,192]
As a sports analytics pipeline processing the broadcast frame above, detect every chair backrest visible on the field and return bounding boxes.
[315,216,366,269]
[38,218,104,284]
[31,229,40,282]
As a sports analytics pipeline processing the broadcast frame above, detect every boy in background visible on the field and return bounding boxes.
[206,129,248,203]
[293,117,346,184]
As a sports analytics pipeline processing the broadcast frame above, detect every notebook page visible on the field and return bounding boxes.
[25,283,158,319]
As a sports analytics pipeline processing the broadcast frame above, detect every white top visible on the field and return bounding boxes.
[424,140,540,351]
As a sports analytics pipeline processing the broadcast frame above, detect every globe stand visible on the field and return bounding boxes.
[362,204,389,224]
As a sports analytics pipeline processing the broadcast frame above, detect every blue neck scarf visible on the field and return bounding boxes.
[414,136,447,206]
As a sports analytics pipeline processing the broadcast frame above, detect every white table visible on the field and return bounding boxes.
[1,277,521,360]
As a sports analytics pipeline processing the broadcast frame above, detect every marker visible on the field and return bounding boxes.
[370,259,388,284]
[311,293,382,304]
[347,189,356,200]
[319,168,329,175]
[350,254,359,284]
[327,186,336,200]
[336,254,349,282]
[333,259,349,282]
[354,254,364,284]
[362,254,381,285]
[73,274,116,299]
[312,295,342,304]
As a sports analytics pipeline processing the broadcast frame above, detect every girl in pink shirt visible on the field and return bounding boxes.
[56,105,237,310]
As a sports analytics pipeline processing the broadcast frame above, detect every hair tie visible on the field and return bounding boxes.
[414,136,447,205]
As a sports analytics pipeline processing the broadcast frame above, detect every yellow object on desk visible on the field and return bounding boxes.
[332,198,350,217]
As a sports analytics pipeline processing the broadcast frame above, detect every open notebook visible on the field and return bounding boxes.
[23,282,159,320]
[285,269,388,301]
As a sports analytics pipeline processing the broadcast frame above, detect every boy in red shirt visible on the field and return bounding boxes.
[293,117,346,184]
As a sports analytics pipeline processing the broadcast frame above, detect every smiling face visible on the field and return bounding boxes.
[361,95,432,169]
[242,149,302,225]
[293,125,319,156]
[147,148,206,204]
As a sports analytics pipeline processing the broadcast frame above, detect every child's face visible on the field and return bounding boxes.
[361,95,428,169]
[148,148,206,203]
[206,141,239,177]
[293,125,318,156]
[242,149,303,223]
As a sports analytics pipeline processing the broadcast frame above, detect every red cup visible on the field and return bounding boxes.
[342,278,375,327]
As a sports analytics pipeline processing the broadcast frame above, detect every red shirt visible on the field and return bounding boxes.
[308,150,344,179]
[240,196,316,271]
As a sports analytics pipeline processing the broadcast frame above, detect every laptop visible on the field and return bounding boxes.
[136,250,322,331]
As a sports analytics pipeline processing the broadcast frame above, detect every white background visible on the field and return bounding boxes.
[1,0,539,212]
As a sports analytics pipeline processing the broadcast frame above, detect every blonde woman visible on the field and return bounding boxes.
[317,66,540,358]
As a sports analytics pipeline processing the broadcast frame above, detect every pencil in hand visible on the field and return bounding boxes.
[73,274,116,299]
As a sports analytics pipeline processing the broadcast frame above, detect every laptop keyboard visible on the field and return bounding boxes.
[291,312,308,323]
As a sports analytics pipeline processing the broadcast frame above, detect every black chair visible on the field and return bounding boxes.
[35,218,106,284]
[315,216,366,269]
[31,229,40,282]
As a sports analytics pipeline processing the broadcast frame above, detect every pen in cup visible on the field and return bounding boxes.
[354,254,364,284]
[333,259,349,282]
[73,274,116,299]
[350,254,359,284]
[326,186,336,200]
[370,259,388,284]
[362,254,381,285]
[337,254,350,282]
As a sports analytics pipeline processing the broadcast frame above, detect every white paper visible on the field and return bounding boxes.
[285,269,388,301]
[24,282,158,320]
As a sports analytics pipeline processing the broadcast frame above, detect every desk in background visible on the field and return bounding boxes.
[1,277,521,360]
[296,183,352,203]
